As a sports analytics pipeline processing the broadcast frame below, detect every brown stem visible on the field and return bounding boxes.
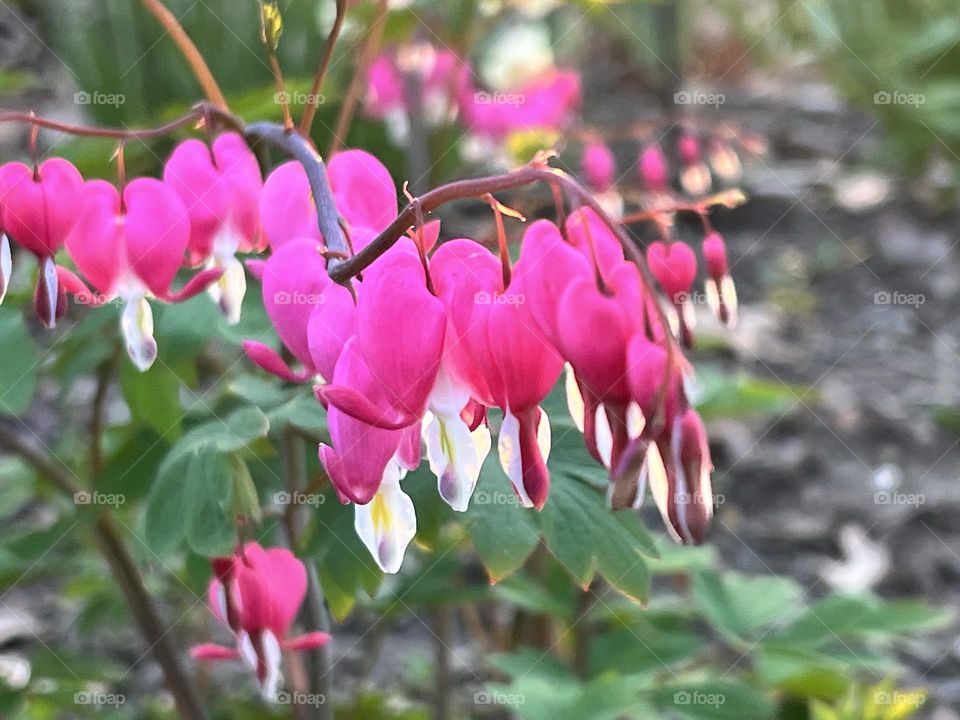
[300,0,348,136]
[431,606,453,720]
[90,348,120,476]
[139,0,228,110]
[329,0,389,155]
[0,425,208,720]
[572,584,597,678]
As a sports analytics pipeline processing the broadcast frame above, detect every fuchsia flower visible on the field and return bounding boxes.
[0,158,84,327]
[191,543,330,700]
[65,178,220,370]
[163,132,264,324]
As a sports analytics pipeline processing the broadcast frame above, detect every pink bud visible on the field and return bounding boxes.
[646,241,697,302]
[582,141,615,192]
[639,145,668,191]
[678,133,701,166]
[702,231,728,280]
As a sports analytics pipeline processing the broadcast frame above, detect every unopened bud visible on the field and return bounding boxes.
[639,145,668,191]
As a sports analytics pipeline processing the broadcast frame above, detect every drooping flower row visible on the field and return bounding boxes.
[244,149,730,575]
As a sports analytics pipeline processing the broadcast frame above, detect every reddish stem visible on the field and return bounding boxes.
[300,0,347,136]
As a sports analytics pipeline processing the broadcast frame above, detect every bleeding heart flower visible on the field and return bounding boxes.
[318,248,445,509]
[649,408,714,544]
[0,158,84,327]
[678,132,712,196]
[191,543,330,701]
[646,240,697,303]
[459,69,580,139]
[702,230,737,325]
[163,132,264,324]
[582,141,615,192]
[260,150,397,250]
[244,237,330,382]
[65,178,219,370]
[639,144,668,193]
[365,44,461,142]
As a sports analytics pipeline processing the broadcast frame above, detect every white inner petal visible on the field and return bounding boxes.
[497,410,533,508]
[120,289,157,371]
[594,405,613,470]
[0,233,11,304]
[208,226,246,325]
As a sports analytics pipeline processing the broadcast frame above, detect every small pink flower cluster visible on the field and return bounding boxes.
[245,150,723,575]
[364,44,580,142]
[0,132,265,369]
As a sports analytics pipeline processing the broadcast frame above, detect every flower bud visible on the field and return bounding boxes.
[639,144,668,191]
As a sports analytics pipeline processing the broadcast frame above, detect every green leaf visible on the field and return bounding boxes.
[0,308,40,415]
[692,570,803,642]
[120,360,187,439]
[144,448,237,555]
[172,406,271,457]
[775,594,953,646]
[541,474,655,602]
[650,681,777,719]
[465,465,540,583]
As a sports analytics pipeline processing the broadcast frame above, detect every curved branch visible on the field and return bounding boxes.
[244,122,349,259]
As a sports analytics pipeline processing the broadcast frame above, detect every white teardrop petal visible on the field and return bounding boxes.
[121,295,157,371]
[594,405,613,470]
[354,462,417,574]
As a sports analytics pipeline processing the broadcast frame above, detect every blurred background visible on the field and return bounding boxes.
[2,1,960,718]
